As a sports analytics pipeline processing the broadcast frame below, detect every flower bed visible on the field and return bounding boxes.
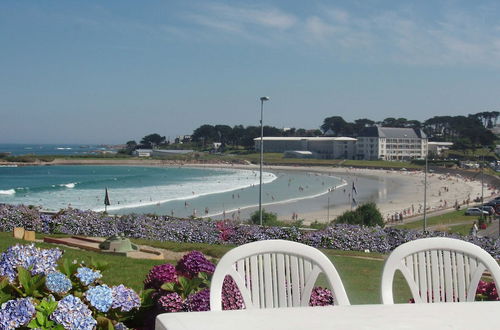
[2,204,500,258]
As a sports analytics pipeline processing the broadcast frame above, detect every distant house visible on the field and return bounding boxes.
[134,149,153,157]
[254,137,357,159]
[356,127,427,161]
[427,141,453,156]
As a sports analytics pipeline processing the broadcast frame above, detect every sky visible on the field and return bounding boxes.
[1,0,500,144]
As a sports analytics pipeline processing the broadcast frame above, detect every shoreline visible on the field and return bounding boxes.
[1,158,491,223]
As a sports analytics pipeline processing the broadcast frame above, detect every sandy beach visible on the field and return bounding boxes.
[3,158,490,224]
[183,163,488,224]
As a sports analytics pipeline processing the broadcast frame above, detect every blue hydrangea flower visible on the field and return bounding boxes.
[111,284,141,312]
[76,267,102,286]
[51,295,96,330]
[86,285,113,312]
[114,322,129,330]
[0,298,36,329]
[0,244,62,282]
[46,272,72,294]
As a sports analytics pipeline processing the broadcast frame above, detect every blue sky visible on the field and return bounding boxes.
[1,0,499,144]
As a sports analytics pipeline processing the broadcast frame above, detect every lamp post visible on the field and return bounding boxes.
[423,140,428,233]
[259,96,270,226]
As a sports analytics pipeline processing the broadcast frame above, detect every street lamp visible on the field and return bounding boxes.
[423,139,428,232]
[259,96,270,226]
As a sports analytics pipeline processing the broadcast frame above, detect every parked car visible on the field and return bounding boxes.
[465,208,489,216]
[478,205,495,215]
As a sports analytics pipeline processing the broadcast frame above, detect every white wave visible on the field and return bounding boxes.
[59,183,77,188]
[0,189,16,195]
[94,170,277,212]
[56,147,72,150]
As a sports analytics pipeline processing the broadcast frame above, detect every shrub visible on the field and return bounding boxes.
[335,202,384,227]
[249,209,279,226]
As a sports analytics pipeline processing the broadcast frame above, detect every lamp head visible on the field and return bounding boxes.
[260,96,270,101]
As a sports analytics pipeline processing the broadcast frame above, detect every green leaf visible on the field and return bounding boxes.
[0,291,12,304]
[0,277,9,290]
[17,266,31,291]
[160,282,176,292]
[27,318,40,329]
[178,276,189,290]
[36,311,45,326]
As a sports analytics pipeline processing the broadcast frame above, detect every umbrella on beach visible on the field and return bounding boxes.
[104,187,110,212]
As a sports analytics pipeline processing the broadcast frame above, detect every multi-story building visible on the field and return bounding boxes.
[356,127,427,160]
[254,137,357,159]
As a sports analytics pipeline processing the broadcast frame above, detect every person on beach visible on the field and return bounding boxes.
[470,221,478,237]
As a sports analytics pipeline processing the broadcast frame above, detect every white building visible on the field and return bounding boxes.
[254,137,357,159]
[427,141,453,156]
[133,149,153,157]
[356,127,427,161]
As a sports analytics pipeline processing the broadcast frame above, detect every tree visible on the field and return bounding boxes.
[321,116,352,136]
[192,125,218,146]
[140,134,166,148]
[335,202,384,227]
[250,209,279,226]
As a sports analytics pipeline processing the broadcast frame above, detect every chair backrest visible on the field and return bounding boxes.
[210,240,350,310]
[381,237,500,304]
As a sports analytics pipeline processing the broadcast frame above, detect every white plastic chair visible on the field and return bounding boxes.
[381,237,500,304]
[210,240,350,310]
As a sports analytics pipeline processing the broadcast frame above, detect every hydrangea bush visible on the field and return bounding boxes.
[0,244,145,329]
[144,250,335,321]
[2,204,500,259]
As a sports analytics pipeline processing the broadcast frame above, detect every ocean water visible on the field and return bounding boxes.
[0,143,115,156]
[0,165,344,219]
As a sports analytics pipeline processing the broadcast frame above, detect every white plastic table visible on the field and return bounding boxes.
[156,302,500,330]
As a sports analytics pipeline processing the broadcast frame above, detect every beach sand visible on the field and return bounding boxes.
[182,164,488,224]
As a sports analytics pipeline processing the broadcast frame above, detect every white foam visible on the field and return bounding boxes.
[60,183,76,188]
[0,189,16,195]
[94,170,277,212]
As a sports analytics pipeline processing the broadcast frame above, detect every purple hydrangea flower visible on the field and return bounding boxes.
[51,295,96,330]
[144,263,177,290]
[221,276,244,310]
[0,298,36,329]
[86,285,113,312]
[176,251,215,279]
[309,287,335,306]
[157,292,184,313]
[111,284,141,312]
[76,267,102,286]
[46,272,72,294]
[185,288,210,312]
[0,244,62,282]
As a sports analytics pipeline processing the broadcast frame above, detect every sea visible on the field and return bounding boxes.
[0,143,116,156]
[0,165,345,219]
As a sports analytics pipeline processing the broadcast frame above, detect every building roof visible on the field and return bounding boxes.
[253,137,357,141]
[428,141,453,146]
[153,149,193,154]
[285,150,313,155]
[358,127,427,139]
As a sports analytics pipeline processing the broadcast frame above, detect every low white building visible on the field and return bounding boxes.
[254,137,357,159]
[133,149,153,157]
[356,127,427,161]
[427,141,453,156]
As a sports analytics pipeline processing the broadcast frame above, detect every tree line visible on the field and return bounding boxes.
[121,110,498,153]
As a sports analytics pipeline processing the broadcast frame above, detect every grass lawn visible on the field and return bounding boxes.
[0,232,413,304]
[394,210,480,232]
